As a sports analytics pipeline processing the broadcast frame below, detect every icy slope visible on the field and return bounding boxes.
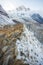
[8,7,43,24]
[0,5,9,17]
[0,5,15,27]
[0,14,15,27]
[16,25,43,65]
[31,13,43,24]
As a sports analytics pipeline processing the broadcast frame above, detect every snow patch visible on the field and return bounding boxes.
[16,25,43,65]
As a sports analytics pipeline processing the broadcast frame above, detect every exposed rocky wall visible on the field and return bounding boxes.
[0,23,25,65]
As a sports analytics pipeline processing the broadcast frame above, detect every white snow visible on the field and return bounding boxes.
[0,14,15,27]
[16,25,43,65]
[8,9,39,25]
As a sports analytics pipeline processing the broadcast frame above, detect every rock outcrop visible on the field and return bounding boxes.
[0,23,43,65]
[0,23,24,65]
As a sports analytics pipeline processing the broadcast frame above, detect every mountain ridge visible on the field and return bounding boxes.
[0,5,15,27]
[0,5,9,18]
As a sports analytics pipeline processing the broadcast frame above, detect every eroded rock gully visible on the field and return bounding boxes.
[0,23,26,65]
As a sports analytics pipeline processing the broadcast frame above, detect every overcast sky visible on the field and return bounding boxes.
[0,0,43,11]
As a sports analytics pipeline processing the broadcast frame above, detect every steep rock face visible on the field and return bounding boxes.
[0,23,24,65]
[0,24,43,65]
[31,13,43,24]
[0,5,9,18]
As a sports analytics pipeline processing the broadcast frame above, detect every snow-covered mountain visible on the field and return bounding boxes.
[0,23,43,65]
[31,13,43,24]
[0,5,15,27]
[0,5,9,18]
[0,5,43,65]
[8,7,38,24]
[8,6,43,43]
[8,6,43,24]
[16,5,30,11]
[16,25,43,65]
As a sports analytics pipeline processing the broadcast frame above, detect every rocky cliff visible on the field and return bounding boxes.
[0,23,24,65]
[0,23,43,65]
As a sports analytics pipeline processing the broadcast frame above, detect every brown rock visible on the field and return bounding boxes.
[0,23,24,65]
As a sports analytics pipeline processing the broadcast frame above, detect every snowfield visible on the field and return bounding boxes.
[16,25,43,65]
[0,14,15,27]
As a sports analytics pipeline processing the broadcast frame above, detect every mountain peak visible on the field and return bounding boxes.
[31,13,43,24]
[16,5,30,11]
